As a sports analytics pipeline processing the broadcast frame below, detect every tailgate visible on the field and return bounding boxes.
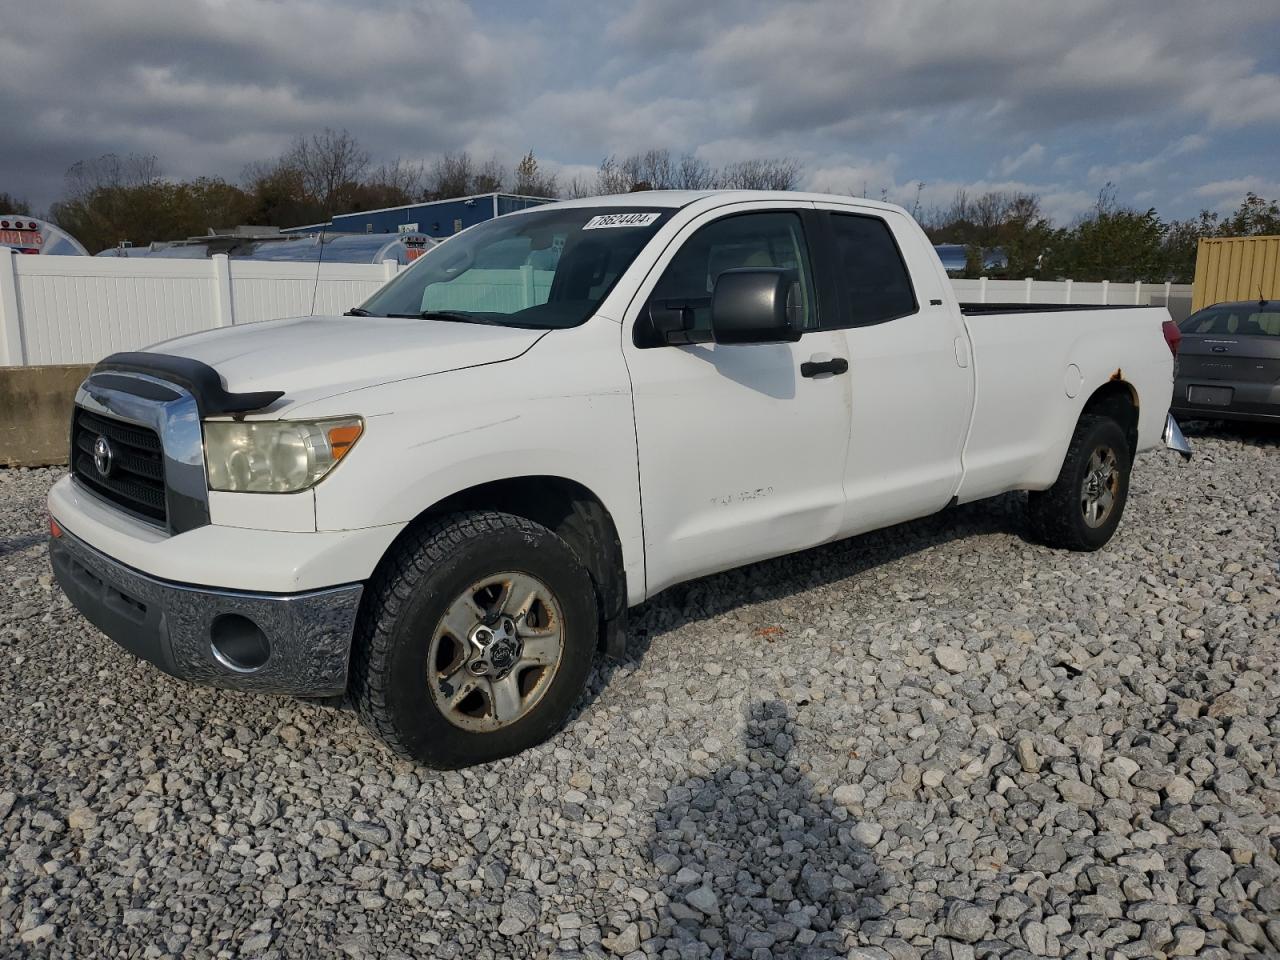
[1178,336,1280,383]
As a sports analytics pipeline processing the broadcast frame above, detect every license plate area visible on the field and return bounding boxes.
[1187,385,1233,406]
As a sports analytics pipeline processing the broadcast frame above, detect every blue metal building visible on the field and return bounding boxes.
[283,192,553,239]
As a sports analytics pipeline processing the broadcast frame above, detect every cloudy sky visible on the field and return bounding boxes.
[2,0,1278,222]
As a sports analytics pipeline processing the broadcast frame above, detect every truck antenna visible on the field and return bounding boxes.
[310,223,328,316]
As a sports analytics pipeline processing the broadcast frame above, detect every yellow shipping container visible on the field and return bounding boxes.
[1191,235,1280,311]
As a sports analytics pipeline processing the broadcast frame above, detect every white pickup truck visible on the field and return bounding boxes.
[48,191,1191,767]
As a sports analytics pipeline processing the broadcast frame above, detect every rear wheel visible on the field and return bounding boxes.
[351,510,597,768]
[1028,414,1132,551]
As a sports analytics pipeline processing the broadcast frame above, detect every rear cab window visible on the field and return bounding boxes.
[825,213,918,328]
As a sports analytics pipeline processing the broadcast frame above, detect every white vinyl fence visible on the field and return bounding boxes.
[0,250,398,366]
[952,277,1193,320]
[0,248,1194,366]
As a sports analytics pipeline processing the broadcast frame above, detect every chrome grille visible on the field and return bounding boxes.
[71,407,168,525]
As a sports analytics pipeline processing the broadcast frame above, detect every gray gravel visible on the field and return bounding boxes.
[2,421,1277,959]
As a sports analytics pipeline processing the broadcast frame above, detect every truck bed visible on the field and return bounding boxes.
[954,303,1173,504]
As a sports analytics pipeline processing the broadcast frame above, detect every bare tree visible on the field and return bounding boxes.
[367,158,425,201]
[563,174,596,199]
[595,156,633,195]
[910,181,925,219]
[636,149,675,189]
[1005,192,1043,224]
[472,155,507,194]
[676,153,715,190]
[717,158,803,190]
[971,192,1010,240]
[430,152,474,199]
[945,188,972,228]
[64,153,162,199]
[283,128,370,211]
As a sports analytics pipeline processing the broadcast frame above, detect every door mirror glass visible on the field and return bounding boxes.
[710,268,802,344]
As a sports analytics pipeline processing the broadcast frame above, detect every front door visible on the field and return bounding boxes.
[623,204,853,597]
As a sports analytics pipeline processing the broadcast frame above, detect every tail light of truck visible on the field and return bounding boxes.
[1161,320,1182,357]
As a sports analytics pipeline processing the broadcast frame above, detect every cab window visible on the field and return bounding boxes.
[648,212,817,338]
[827,213,918,327]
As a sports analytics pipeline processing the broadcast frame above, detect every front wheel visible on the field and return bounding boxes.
[1028,414,1132,551]
[350,510,597,768]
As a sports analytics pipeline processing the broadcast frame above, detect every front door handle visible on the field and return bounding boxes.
[801,355,849,378]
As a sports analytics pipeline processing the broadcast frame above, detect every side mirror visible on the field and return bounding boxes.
[710,268,802,344]
[648,302,691,340]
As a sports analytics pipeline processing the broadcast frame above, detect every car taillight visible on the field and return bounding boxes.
[1161,320,1181,357]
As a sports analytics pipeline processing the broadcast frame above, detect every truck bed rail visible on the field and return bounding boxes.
[960,303,1166,316]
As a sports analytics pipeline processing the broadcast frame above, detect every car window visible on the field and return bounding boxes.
[1181,308,1280,337]
[649,212,817,335]
[828,213,918,327]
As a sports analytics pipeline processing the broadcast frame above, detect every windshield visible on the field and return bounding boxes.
[357,206,672,328]
[1180,306,1280,337]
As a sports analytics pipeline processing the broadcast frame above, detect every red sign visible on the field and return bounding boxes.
[0,229,43,252]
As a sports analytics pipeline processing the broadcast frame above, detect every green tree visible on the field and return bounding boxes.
[0,191,33,215]
[1218,192,1280,236]
[1160,210,1219,283]
[1047,187,1169,282]
[50,154,253,253]
[512,150,557,197]
[242,161,319,227]
[996,194,1059,277]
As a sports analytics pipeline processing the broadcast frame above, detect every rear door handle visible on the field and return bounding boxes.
[800,355,849,378]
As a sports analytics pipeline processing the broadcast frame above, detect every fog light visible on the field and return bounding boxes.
[210,614,271,672]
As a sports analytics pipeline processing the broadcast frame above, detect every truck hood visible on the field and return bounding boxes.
[145,315,546,409]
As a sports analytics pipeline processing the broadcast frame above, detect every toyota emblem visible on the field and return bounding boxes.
[92,436,114,477]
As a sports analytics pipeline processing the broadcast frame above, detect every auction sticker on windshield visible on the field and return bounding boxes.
[582,212,661,229]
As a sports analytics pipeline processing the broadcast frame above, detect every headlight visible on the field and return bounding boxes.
[204,417,363,493]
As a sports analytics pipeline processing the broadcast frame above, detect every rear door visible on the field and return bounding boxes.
[811,201,975,535]
[622,202,853,596]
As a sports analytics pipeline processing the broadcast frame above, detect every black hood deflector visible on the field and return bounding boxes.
[92,352,284,417]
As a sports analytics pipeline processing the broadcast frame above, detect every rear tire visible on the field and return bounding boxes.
[1028,414,1132,551]
[350,509,597,768]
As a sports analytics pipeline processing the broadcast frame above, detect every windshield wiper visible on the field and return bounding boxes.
[383,310,504,325]
[344,307,373,316]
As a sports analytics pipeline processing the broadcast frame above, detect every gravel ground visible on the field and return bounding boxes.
[1,422,1277,960]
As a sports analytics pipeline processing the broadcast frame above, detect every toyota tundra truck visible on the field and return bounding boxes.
[48,191,1191,768]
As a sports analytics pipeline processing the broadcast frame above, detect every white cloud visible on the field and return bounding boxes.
[807,155,1095,222]
[0,0,524,204]
[1086,132,1215,192]
[1193,177,1280,201]
[1185,71,1280,128]
[0,0,1275,221]
[1170,134,1208,156]
[1000,144,1046,176]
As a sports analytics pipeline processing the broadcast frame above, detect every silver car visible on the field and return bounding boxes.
[1172,300,1280,424]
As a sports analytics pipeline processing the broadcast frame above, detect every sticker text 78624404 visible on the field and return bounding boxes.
[582,213,661,230]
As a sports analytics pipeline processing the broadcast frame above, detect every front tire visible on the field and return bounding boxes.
[351,510,597,768]
[1028,414,1132,551]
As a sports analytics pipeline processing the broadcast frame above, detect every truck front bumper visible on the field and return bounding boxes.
[50,525,363,697]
